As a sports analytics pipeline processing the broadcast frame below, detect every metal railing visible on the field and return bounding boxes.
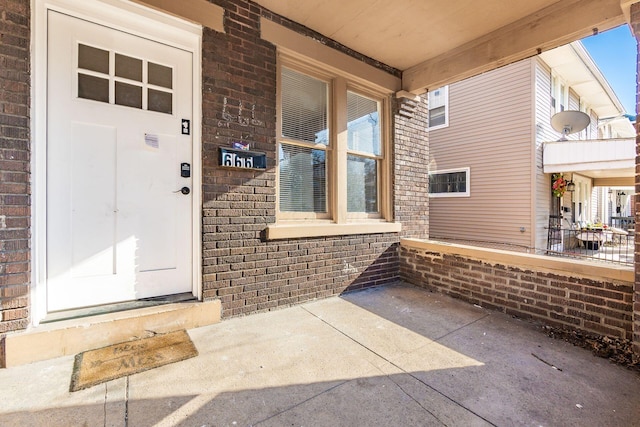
[546,227,633,265]
[610,216,634,231]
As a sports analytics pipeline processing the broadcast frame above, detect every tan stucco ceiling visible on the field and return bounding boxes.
[254,0,627,93]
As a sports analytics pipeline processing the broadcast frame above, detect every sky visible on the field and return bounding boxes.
[581,25,637,115]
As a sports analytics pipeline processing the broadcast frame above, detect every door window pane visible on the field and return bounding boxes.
[279,144,326,212]
[347,92,380,155]
[281,68,328,145]
[115,53,142,82]
[148,89,172,114]
[78,44,109,74]
[347,155,378,213]
[148,62,173,89]
[78,73,109,103]
[115,81,142,109]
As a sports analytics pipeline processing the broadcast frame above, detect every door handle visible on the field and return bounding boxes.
[174,187,190,195]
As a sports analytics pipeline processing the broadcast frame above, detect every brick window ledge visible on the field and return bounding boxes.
[266,222,402,240]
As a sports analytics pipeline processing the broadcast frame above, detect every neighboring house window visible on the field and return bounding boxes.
[550,74,556,111]
[551,73,568,114]
[278,62,388,221]
[579,101,592,139]
[428,167,470,197]
[559,83,566,111]
[428,86,448,129]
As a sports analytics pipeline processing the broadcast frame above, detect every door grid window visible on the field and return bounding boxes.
[77,43,173,114]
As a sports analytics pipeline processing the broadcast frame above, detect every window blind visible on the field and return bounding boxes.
[281,67,328,144]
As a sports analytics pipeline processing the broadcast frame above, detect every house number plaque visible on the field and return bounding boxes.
[219,147,267,170]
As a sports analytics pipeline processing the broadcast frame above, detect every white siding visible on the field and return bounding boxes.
[590,110,598,139]
[429,59,534,247]
[534,59,556,250]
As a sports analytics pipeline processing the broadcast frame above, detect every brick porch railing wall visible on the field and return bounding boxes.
[400,240,634,340]
[0,0,31,336]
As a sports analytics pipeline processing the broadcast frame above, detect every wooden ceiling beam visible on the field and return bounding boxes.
[403,0,625,94]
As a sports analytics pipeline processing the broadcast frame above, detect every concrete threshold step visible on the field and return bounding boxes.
[3,299,221,368]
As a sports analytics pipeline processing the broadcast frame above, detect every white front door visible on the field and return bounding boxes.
[46,10,194,311]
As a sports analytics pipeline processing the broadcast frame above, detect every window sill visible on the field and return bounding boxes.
[427,123,449,131]
[266,221,402,240]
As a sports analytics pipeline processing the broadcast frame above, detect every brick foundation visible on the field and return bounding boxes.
[400,242,634,339]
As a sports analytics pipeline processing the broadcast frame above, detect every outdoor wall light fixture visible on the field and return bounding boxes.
[567,181,575,192]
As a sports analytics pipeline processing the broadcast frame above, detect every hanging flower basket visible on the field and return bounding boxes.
[551,173,567,198]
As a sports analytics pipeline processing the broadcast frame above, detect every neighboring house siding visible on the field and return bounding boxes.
[580,106,597,140]
[534,59,556,250]
[590,110,598,138]
[429,59,533,247]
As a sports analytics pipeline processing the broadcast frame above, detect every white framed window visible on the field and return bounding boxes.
[551,73,568,114]
[428,86,448,129]
[278,66,330,219]
[550,74,557,111]
[276,57,391,224]
[559,83,566,111]
[579,100,592,139]
[346,90,383,218]
[429,167,470,198]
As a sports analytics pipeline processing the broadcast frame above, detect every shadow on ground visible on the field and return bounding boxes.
[1,283,640,427]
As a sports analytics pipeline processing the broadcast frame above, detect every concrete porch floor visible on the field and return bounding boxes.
[1,282,639,426]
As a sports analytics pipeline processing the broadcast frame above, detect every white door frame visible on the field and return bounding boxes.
[31,0,203,325]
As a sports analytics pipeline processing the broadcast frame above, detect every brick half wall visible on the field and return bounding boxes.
[400,239,634,340]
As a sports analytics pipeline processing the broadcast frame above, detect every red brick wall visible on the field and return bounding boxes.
[201,0,402,317]
[632,1,640,356]
[400,245,634,339]
[0,0,30,334]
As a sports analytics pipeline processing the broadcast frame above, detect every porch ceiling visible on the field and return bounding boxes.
[254,0,627,93]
